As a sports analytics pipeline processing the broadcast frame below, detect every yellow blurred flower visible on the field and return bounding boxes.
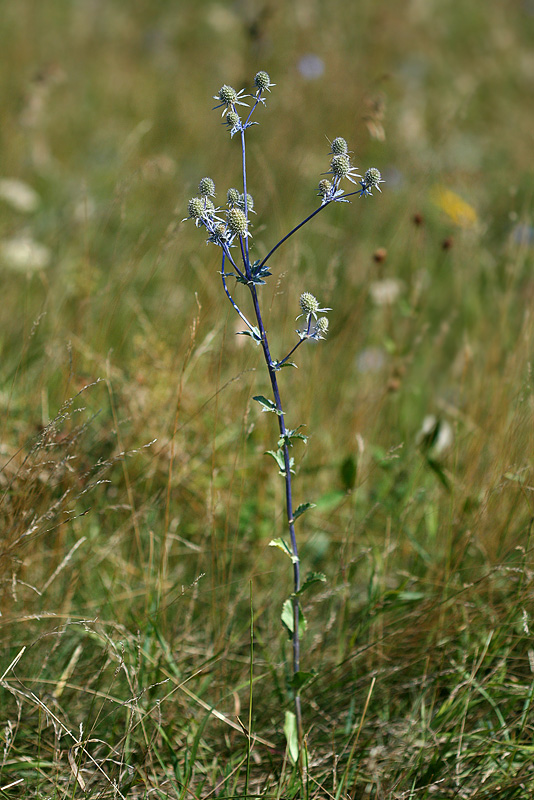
[431,186,478,228]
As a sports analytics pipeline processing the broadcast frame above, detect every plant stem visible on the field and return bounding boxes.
[239,126,304,746]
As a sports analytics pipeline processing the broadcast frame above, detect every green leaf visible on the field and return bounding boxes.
[289,670,317,692]
[281,598,307,639]
[292,502,316,521]
[269,538,298,564]
[265,449,285,471]
[272,360,297,371]
[340,454,357,491]
[278,427,308,449]
[265,449,294,476]
[296,571,326,596]
[236,327,262,345]
[253,395,283,415]
[283,711,299,764]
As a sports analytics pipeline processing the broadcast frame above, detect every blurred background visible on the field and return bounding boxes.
[1,1,534,796]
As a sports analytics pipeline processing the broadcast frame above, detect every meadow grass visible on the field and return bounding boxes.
[1,2,534,797]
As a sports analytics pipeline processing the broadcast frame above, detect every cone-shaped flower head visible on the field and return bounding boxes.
[313,317,329,339]
[199,177,216,197]
[318,179,332,199]
[359,167,385,197]
[254,71,275,97]
[188,197,204,221]
[330,137,348,155]
[227,207,250,238]
[299,292,319,317]
[227,187,240,207]
[237,192,254,213]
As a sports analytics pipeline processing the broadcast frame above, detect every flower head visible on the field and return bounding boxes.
[358,167,384,197]
[318,179,332,200]
[297,292,331,320]
[226,187,241,207]
[299,292,319,317]
[324,143,361,196]
[317,177,347,205]
[184,196,223,228]
[224,110,242,137]
[226,207,251,240]
[237,192,255,214]
[312,317,329,340]
[254,71,275,103]
[198,177,216,197]
[207,222,229,247]
[330,137,348,156]
[213,84,249,116]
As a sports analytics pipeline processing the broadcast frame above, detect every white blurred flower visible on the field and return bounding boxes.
[0,178,40,213]
[369,278,404,306]
[416,415,453,457]
[1,235,51,272]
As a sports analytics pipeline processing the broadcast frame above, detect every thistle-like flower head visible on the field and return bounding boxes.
[198,177,216,197]
[237,192,255,214]
[225,110,242,137]
[312,317,329,340]
[299,292,319,317]
[254,71,274,92]
[297,292,331,320]
[187,197,204,221]
[324,142,361,195]
[226,187,240,207]
[184,195,224,228]
[318,179,332,199]
[358,167,385,197]
[254,71,275,104]
[213,84,249,116]
[330,137,348,156]
[227,207,251,240]
[207,222,229,247]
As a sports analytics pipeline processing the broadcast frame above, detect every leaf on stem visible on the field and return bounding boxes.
[292,502,315,521]
[265,448,294,475]
[289,670,317,692]
[278,427,308,448]
[281,598,307,638]
[253,395,284,414]
[284,711,299,764]
[236,260,272,286]
[237,327,262,344]
[295,571,326,595]
[272,360,297,371]
[269,538,298,564]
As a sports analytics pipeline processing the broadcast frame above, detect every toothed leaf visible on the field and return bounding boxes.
[292,502,316,521]
[253,395,283,415]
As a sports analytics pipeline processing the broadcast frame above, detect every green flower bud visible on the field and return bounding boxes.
[217,85,237,105]
[330,154,351,179]
[331,137,348,155]
[198,177,216,197]
[227,187,240,206]
[188,197,204,220]
[318,179,332,198]
[237,193,254,212]
[254,71,271,91]
[299,292,319,316]
[227,207,248,237]
[315,317,329,337]
[226,110,240,127]
[364,167,382,187]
